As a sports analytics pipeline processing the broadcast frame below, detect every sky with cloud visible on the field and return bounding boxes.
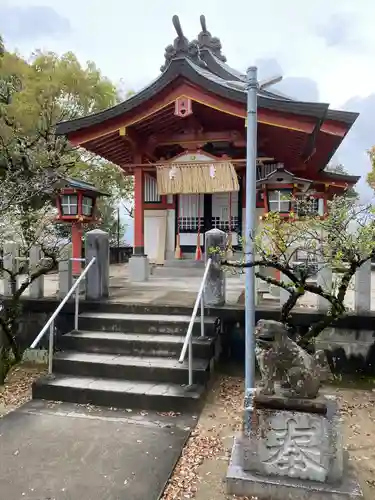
[1,0,375,217]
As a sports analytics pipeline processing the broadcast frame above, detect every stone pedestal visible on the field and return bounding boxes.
[128,255,149,282]
[226,394,363,499]
[204,228,226,306]
[58,259,72,299]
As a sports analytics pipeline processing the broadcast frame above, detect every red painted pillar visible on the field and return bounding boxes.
[134,167,145,255]
[71,222,83,275]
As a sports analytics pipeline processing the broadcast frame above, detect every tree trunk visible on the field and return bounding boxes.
[0,347,5,386]
[280,289,304,324]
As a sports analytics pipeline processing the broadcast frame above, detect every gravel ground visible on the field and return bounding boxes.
[0,363,46,416]
[162,375,375,500]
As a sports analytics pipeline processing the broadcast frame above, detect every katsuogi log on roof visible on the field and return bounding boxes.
[54,14,359,179]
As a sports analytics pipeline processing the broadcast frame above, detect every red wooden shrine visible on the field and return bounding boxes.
[55,14,360,263]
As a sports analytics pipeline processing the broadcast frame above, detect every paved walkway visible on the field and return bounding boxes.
[3,264,246,306]
[0,399,196,500]
[5,263,375,310]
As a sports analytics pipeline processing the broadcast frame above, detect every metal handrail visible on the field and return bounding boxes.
[30,257,96,374]
[178,258,212,386]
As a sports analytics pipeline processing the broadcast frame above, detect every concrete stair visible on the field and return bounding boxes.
[162,259,205,269]
[153,261,206,277]
[60,331,215,359]
[32,311,219,412]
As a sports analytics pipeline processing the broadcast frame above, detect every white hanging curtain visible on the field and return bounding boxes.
[156,161,239,195]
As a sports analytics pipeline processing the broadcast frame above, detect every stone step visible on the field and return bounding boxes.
[59,330,216,359]
[78,312,217,336]
[162,259,205,268]
[53,351,210,385]
[152,266,207,278]
[32,375,204,412]
[75,303,200,317]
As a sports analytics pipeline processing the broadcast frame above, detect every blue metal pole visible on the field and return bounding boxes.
[245,67,258,398]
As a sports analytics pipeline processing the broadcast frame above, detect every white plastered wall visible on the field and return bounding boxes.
[144,195,176,262]
[144,210,167,264]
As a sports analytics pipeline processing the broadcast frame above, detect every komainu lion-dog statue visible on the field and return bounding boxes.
[255,319,331,399]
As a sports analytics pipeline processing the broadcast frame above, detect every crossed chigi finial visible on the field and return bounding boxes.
[200,14,208,33]
[172,14,184,39]
[160,14,226,72]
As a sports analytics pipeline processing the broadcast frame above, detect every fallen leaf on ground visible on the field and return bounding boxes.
[0,364,46,410]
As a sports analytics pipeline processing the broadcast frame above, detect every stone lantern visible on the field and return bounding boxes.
[256,166,312,216]
[55,178,108,275]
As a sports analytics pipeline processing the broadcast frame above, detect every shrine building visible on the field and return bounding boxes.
[56,15,360,275]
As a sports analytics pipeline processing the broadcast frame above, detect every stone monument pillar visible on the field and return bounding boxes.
[279,272,290,306]
[58,259,73,299]
[226,319,363,500]
[317,265,333,311]
[204,228,226,307]
[85,229,109,300]
[354,259,371,313]
[29,245,44,298]
[57,243,72,299]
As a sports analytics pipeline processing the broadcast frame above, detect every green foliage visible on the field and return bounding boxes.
[367,147,375,191]
[67,158,133,242]
[29,50,119,121]
[0,42,133,383]
[1,42,133,241]
[225,195,375,347]
[71,158,133,204]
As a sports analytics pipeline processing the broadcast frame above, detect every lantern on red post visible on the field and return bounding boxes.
[55,178,108,275]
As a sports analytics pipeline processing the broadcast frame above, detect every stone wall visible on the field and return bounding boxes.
[315,328,375,375]
[1,299,75,360]
[3,297,375,376]
[220,309,375,376]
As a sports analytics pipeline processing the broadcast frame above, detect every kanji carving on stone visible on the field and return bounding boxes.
[260,414,328,482]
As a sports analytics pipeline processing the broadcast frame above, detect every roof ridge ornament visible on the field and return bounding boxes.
[196,14,226,62]
[160,15,206,72]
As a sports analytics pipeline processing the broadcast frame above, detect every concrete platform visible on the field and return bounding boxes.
[226,436,363,500]
[2,264,245,306]
[0,400,197,500]
[10,264,375,310]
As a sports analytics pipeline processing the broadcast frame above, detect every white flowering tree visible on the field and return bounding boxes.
[0,202,66,384]
[0,44,66,383]
[0,35,135,382]
[224,196,375,350]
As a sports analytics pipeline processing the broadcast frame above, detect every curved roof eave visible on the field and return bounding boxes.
[199,49,360,128]
[199,48,245,82]
[321,171,360,184]
[56,57,349,136]
[257,166,313,184]
[326,108,359,126]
